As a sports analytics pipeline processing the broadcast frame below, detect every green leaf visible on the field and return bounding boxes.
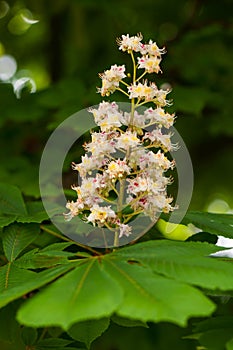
[21,327,38,345]
[0,264,74,308]
[111,314,148,328]
[14,249,73,269]
[36,338,73,349]
[17,201,49,223]
[0,264,36,292]
[103,258,214,326]
[41,242,74,252]
[227,338,233,350]
[0,183,27,216]
[68,318,110,349]
[0,215,17,228]
[191,316,233,349]
[114,240,233,291]
[17,259,123,330]
[0,302,21,342]
[2,223,40,261]
[182,211,233,238]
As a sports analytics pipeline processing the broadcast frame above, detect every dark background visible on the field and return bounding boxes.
[0,0,233,348]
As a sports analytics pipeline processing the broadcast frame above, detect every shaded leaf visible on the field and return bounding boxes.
[182,211,233,238]
[2,223,40,261]
[36,338,73,349]
[21,327,38,346]
[17,201,49,223]
[0,264,74,308]
[0,183,27,216]
[14,249,74,269]
[68,318,110,349]
[0,263,36,292]
[41,242,74,252]
[111,314,148,328]
[0,215,17,228]
[0,302,21,342]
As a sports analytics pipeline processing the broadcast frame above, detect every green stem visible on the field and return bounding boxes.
[114,178,125,247]
[123,209,144,223]
[136,70,147,82]
[116,87,129,97]
[40,225,101,255]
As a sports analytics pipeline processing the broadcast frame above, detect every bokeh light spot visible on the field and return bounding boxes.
[0,54,17,81]
[0,1,9,19]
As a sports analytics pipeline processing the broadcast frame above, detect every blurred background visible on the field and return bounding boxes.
[0,0,232,348]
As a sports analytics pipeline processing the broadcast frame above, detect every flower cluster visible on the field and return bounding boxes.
[65,33,177,246]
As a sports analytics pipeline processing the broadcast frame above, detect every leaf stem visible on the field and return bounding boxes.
[40,225,101,255]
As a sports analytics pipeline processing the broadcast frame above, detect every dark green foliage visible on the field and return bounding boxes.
[0,0,233,349]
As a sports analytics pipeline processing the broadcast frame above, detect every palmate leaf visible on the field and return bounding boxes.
[114,240,233,290]
[17,259,124,330]
[0,263,36,292]
[2,223,40,261]
[0,264,74,308]
[102,259,214,325]
[0,215,17,228]
[14,249,74,269]
[0,183,27,216]
[182,211,233,238]
[17,250,214,330]
[17,201,49,223]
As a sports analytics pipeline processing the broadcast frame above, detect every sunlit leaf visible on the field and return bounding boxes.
[17,259,123,330]
[114,240,233,291]
[103,258,214,326]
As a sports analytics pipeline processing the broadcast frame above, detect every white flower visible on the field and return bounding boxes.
[85,131,117,158]
[144,107,175,128]
[72,155,98,177]
[106,158,130,179]
[139,40,166,56]
[119,223,132,238]
[64,200,84,221]
[116,131,141,151]
[137,55,162,73]
[128,81,158,101]
[98,65,126,96]
[87,204,116,225]
[89,102,123,132]
[117,33,143,52]
[121,110,146,128]
[143,129,177,152]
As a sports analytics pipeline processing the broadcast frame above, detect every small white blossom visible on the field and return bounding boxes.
[106,158,130,179]
[128,81,158,101]
[119,223,132,238]
[98,65,126,96]
[116,131,141,151]
[87,204,116,225]
[117,33,143,53]
[138,55,162,73]
[144,107,175,128]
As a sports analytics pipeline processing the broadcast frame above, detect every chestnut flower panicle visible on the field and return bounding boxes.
[65,33,178,245]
